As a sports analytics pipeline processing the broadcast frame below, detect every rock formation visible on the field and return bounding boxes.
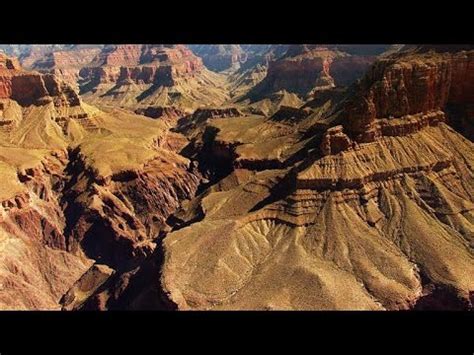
[30,46,102,89]
[189,45,287,73]
[157,46,473,310]
[66,45,474,311]
[343,47,474,142]
[0,54,201,309]
[0,53,81,107]
[189,45,247,72]
[134,106,185,128]
[0,45,473,311]
[79,45,230,111]
[245,45,393,103]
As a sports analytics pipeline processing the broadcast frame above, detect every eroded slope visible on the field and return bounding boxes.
[158,46,474,310]
[0,54,201,309]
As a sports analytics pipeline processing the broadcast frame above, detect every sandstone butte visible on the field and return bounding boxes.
[0,44,472,310]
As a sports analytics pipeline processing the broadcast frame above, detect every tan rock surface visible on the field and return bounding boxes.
[0,53,201,309]
[158,46,474,310]
[0,46,473,311]
[79,45,230,111]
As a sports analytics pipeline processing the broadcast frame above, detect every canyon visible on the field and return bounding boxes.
[0,44,472,310]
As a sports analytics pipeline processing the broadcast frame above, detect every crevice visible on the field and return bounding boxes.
[78,236,177,310]
[412,270,472,311]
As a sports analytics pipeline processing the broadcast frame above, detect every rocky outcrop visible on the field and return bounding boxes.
[0,150,93,309]
[60,263,115,310]
[157,113,474,311]
[0,53,82,108]
[81,45,204,86]
[246,45,385,100]
[78,45,144,85]
[148,46,474,311]
[31,47,101,87]
[319,125,352,155]
[118,66,159,85]
[2,151,70,250]
[0,55,21,70]
[79,45,227,111]
[344,49,474,142]
[192,107,243,120]
[249,46,339,97]
[189,45,247,72]
[62,146,201,269]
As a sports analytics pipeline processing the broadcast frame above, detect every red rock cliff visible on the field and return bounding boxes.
[31,47,101,86]
[248,45,381,99]
[0,53,81,107]
[344,49,474,141]
[81,45,203,86]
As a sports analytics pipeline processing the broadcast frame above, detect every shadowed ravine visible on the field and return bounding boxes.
[0,44,472,310]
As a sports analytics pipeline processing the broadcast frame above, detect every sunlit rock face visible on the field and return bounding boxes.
[0,52,201,309]
[0,45,473,311]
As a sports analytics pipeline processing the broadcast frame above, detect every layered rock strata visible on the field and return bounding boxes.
[246,45,388,101]
[189,45,247,72]
[123,46,473,311]
[30,47,102,88]
[0,54,201,309]
[79,45,229,110]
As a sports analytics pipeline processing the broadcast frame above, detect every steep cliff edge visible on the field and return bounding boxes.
[79,45,230,111]
[0,53,82,108]
[30,47,102,89]
[79,46,474,311]
[343,48,474,142]
[0,149,93,309]
[0,54,201,309]
[156,47,474,310]
[245,45,390,102]
[1,46,473,311]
